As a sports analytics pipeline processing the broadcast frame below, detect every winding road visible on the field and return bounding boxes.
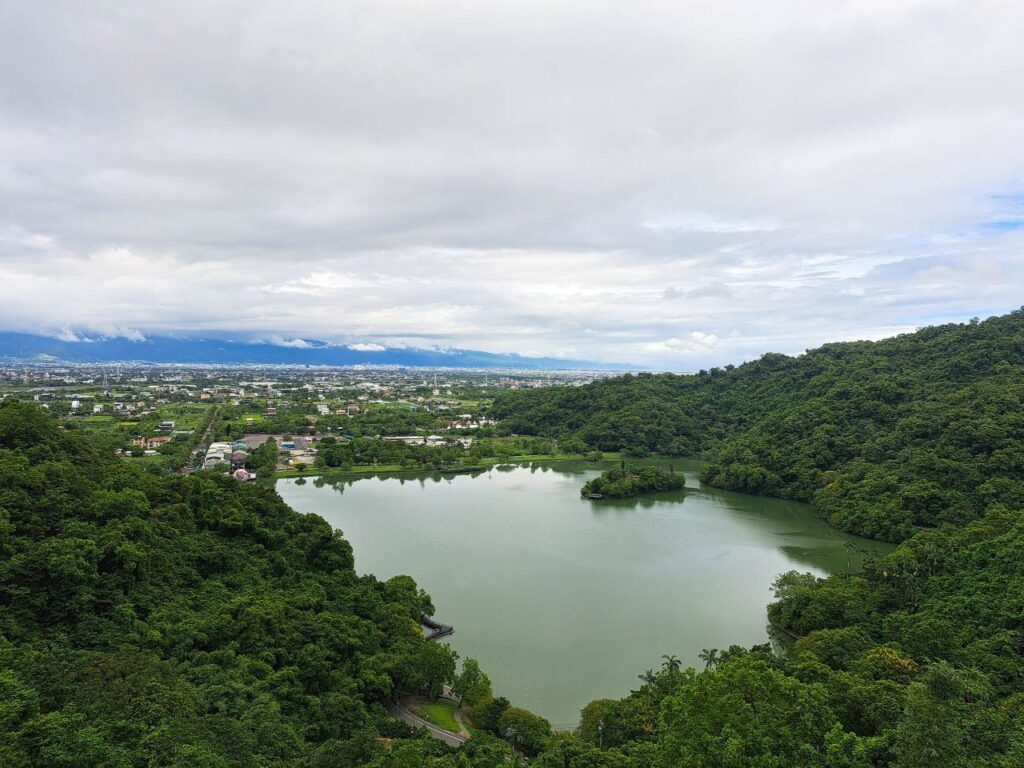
[384,618,469,746]
[385,695,469,747]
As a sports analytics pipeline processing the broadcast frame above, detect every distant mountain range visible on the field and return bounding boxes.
[0,332,631,370]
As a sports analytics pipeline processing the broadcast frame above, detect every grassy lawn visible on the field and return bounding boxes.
[155,404,214,431]
[503,452,589,462]
[414,699,461,733]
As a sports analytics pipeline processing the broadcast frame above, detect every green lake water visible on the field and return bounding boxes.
[276,460,892,729]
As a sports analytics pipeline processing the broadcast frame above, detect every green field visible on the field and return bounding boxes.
[153,403,213,431]
[414,699,461,733]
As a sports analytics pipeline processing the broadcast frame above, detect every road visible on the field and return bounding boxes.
[385,698,468,747]
[185,406,221,472]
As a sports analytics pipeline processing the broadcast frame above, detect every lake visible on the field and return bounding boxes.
[277,460,892,729]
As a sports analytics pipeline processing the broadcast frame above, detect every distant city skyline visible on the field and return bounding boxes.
[2,1,1024,367]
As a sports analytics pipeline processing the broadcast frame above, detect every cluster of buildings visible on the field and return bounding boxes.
[203,440,256,481]
[130,435,172,450]
[445,414,497,430]
[201,434,326,478]
[1,365,624,476]
[382,434,474,449]
[2,364,612,427]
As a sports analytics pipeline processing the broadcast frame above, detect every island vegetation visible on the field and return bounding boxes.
[486,310,1024,766]
[580,465,686,498]
[493,309,1024,543]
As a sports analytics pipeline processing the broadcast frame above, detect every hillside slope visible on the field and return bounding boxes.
[2,377,1023,765]
[493,309,1024,541]
[0,400,458,766]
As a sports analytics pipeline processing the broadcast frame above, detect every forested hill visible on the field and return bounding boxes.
[3,362,1024,765]
[0,400,464,766]
[492,309,1024,541]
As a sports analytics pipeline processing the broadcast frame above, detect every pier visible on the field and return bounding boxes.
[422,615,454,641]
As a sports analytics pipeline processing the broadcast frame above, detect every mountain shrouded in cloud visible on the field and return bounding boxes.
[2,2,1024,366]
[0,331,630,370]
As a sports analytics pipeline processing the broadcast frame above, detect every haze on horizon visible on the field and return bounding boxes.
[2,1,1024,368]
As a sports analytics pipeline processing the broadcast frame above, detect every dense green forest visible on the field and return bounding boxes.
[483,310,1024,766]
[6,311,1024,766]
[0,400,506,766]
[580,465,686,498]
[493,310,1024,542]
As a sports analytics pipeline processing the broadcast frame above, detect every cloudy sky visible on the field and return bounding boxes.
[2,1,1023,368]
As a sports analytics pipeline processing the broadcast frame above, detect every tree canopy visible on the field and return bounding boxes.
[6,308,1024,766]
[580,465,685,498]
[493,309,1024,542]
[0,399,462,766]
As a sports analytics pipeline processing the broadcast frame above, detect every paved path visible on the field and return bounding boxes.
[385,618,467,746]
[185,406,222,472]
[451,705,471,739]
[439,687,471,739]
[386,698,468,747]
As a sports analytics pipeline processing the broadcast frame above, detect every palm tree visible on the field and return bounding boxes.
[698,648,720,670]
[661,654,682,675]
[637,668,657,686]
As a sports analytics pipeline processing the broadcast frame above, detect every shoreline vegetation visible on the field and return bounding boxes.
[580,464,687,499]
[272,451,627,479]
[492,310,1024,543]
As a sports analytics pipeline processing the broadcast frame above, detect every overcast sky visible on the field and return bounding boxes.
[2,1,1023,368]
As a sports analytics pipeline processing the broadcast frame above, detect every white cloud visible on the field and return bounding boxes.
[55,327,86,343]
[50,325,146,343]
[259,272,380,296]
[105,327,147,342]
[659,332,721,354]
[264,335,312,348]
[347,343,386,352]
[0,1,1023,368]
[642,212,782,234]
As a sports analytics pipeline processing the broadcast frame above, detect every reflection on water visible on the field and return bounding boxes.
[278,459,892,728]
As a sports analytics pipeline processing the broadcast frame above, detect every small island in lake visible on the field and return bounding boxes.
[581,465,686,499]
